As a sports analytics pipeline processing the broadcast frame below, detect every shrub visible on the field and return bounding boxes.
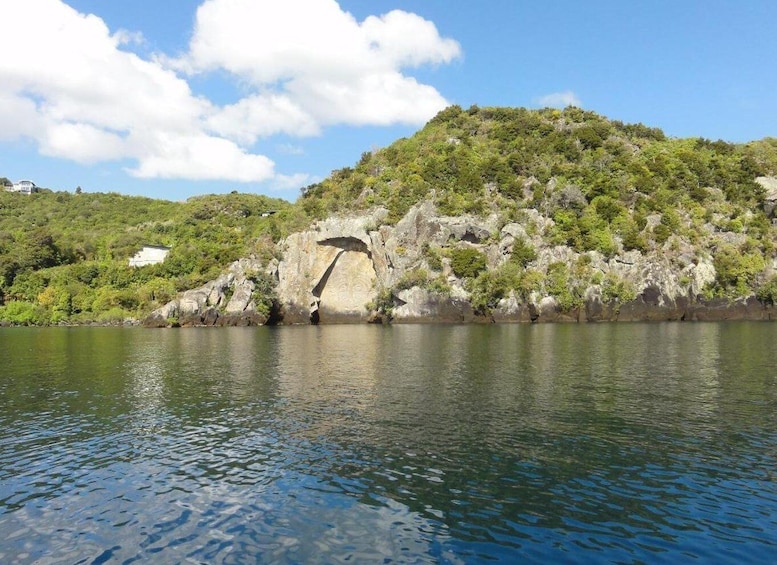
[367,288,395,320]
[0,300,48,325]
[601,273,637,303]
[756,275,777,305]
[712,245,766,297]
[466,262,521,315]
[249,271,278,316]
[546,262,583,311]
[510,237,537,267]
[423,245,444,271]
[449,248,487,279]
[395,268,429,291]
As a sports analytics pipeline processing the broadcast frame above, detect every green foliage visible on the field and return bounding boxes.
[367,288,395,320]
[510,237,537,267]
[0,300,49,325]
[0,190,292,324]
[423,244,444,271]
[467,262,522,315]
[449,247,487,279]
[250,271,278,317]
[395,268,430,291]
[756,275,777,305]
[601,273,637,303]
[711,245,767,297]
[546,262,584,311]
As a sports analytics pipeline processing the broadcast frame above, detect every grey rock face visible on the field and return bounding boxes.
[756,177,777,217]
[143,258,267,327]
[145,199,774,327]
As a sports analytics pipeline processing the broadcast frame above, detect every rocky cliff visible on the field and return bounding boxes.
[143,258,271,327]
[145,195,777,326]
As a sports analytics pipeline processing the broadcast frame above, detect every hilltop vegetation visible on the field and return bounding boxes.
[303,105,776,230]
[2,105,777,325]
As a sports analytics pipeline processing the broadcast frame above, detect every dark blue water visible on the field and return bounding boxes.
[1,323,776,563]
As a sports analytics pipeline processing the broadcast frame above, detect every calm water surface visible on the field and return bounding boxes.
[1,323,776,563]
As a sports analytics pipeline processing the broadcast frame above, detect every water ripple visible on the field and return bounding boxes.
[2,324,777,563]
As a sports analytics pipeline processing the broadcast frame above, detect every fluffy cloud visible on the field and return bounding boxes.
[0,0,460,185]
[183,0,461,135]
[535,90,582,109]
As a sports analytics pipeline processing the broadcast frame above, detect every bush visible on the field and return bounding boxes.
[545,262,583,311]
[756,275,777,305]
[423,245,443,271]
[395,268,430,291]
[712,245,766,297]
[601,273,637,303]
[510,238,537,267]
[0,300,49,325]
[449,248,487,279]
[467,262,521,315]
[249,271,278,317]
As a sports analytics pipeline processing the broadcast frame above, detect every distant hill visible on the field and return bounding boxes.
[0,190,297,324]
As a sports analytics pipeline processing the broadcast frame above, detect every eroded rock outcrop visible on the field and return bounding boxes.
[143,258,270,327]
[275,213,382,324]
[146,200,776,326]
[757,176,777,217]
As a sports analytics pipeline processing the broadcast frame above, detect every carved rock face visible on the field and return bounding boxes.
[277,230,380,324]
[316,249,376,323]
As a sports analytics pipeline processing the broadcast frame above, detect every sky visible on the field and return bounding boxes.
[1,0,775,202]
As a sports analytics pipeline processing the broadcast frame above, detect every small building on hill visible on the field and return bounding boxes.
[8,180,38,194]
[129,245,171,267]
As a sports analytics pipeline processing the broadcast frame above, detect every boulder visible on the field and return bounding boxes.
[756,177,777,217]
[225,279,255,313]
[492,291,533,322]
[392,287,476,323]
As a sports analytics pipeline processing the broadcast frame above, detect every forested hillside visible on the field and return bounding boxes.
[302,105,776,234]
[3,105,777,325]
[0,190,300,324]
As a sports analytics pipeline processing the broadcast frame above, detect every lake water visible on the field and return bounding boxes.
[1,323,776,563]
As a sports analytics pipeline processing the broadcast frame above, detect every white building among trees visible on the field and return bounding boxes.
[8,180,38,194]
[128,245,171,267]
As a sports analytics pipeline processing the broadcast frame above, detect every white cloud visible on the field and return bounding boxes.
[126,132,275,182]
[206,94,320,145]
[534,90,582,109]
[0,0,460,185]
[271,173,311,191]
[178,0,461,127]
[277,143,305,156]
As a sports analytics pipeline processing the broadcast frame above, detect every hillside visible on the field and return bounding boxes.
[0,190,300,324]
[262,105,777,322]
[4,105,777,325]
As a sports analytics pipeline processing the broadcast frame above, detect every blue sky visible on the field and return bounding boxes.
[1,1,775,202]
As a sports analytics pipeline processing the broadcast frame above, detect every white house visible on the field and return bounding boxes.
[129,245,171,267]
[8,180,38,194]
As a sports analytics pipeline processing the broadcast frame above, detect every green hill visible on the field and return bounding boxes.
[0,190,300,324]
[302,105,776,232]
[2,105,777,325]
